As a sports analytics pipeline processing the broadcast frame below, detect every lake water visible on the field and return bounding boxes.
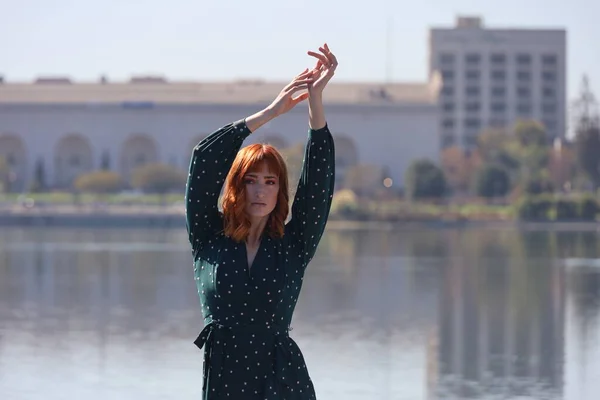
[1,225,599,400]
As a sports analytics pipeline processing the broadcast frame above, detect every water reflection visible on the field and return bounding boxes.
[0,227,599,399]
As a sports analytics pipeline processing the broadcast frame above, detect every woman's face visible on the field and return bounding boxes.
[244,162,279,220]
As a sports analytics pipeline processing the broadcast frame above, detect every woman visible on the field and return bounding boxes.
[185,44,337,399]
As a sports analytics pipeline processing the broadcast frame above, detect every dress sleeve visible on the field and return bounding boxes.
[286,124,336,266]
[185,119,252,252]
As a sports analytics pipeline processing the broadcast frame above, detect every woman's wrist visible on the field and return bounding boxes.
[245,107,278,133]
[308,93,326,130]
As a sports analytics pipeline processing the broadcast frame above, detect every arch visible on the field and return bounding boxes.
[120,134,159,181]
[54,134,94,188]
[333,134,359,187]
[260,134,288,150]
[0,133,27,192]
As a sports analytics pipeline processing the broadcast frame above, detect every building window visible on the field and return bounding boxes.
[541,54,557,66]
[542,103,557,114]
[542,87,556,98]
[465,53,481,65]
[517,87,531,98]
[464,118,481,129]
[441,69,455,81]
[465,102,481,112]
[517,71,531,82]
[491,87,506,97]
[442,102,455,112]
[517,103,532,115]
[465,70,480,80]
[442,86,454,96]
[490,53,506,65]
[439,53,455,66]
[516,54,532,65]
[465,86,480,97]
[491,70,506,81]
[489,118,507,128]
[542,71,556,82]
[491,102,506,113]
[442,118,455,128]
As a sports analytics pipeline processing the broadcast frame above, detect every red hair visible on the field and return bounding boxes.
[222,143,290,242]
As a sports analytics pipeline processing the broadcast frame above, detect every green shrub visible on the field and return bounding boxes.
[474,164,511,198]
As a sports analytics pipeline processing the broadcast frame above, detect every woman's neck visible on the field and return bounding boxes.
[246,216,268,246]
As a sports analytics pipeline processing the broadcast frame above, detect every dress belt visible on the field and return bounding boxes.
[194,319,311,400]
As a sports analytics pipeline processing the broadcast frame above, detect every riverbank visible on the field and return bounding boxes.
[1,208,598,231]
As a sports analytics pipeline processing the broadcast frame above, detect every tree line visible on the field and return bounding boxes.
[405,76,600,201]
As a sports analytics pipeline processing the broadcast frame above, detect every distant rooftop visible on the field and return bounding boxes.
[0,75,441,106]
[431,15,566,33]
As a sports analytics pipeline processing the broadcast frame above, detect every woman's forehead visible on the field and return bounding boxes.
[248,161,276,175]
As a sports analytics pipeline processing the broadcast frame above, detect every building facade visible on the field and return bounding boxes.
[429,16,567,149]
[0,80,441,192]
[0,17,569,192]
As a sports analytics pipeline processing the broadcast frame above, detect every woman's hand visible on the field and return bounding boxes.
[307,43,338,97]
[266,69,314,117]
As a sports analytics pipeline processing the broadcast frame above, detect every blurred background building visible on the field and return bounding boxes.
[430,16,567,149]
[0,16,567,192]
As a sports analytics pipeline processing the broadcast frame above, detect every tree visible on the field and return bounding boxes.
[131,163,186,194]
[441,146,482,193]
[74,171,123,195]
[548,143,577,191]
[474,164,510,198]
[405,159,446,200]
[477,128,519,173]
[29,158,46,193]
[514,119,547,147]
[573,76,600,189]
[0,157,9,193]
[101,151,111,170]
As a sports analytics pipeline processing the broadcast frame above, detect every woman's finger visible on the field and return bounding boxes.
[319,46,336,67]
[285,80,313,93]
[295,68,309,78]
[292,92,309,104]
[308,51,330,66]
[284,75,312,91]
[286,84,310,94]
[296,68,313,79]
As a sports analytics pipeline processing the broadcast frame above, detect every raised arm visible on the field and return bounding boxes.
[286,43,338,266]
[185,120,252,251]
[185,69,316,253]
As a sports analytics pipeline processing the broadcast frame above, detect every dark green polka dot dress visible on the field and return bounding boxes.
[185,119,335,399]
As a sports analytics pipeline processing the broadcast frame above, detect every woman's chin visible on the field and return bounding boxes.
[246,208,274,219]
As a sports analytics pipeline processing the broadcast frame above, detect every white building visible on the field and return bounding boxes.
[0,77,442,192]
[0,17,569,193]
[429,16,567,148]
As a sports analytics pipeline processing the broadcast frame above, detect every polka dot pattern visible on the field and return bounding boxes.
[185,119,335,399]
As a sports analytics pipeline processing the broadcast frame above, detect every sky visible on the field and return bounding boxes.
[1,0,598,107]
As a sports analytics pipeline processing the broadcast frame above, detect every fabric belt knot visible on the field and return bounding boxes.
[194,320,310,400]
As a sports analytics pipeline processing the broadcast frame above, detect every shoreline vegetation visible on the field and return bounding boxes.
[0,191,598,229]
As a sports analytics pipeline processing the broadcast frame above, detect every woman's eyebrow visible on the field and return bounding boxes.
[245,173,277,179]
